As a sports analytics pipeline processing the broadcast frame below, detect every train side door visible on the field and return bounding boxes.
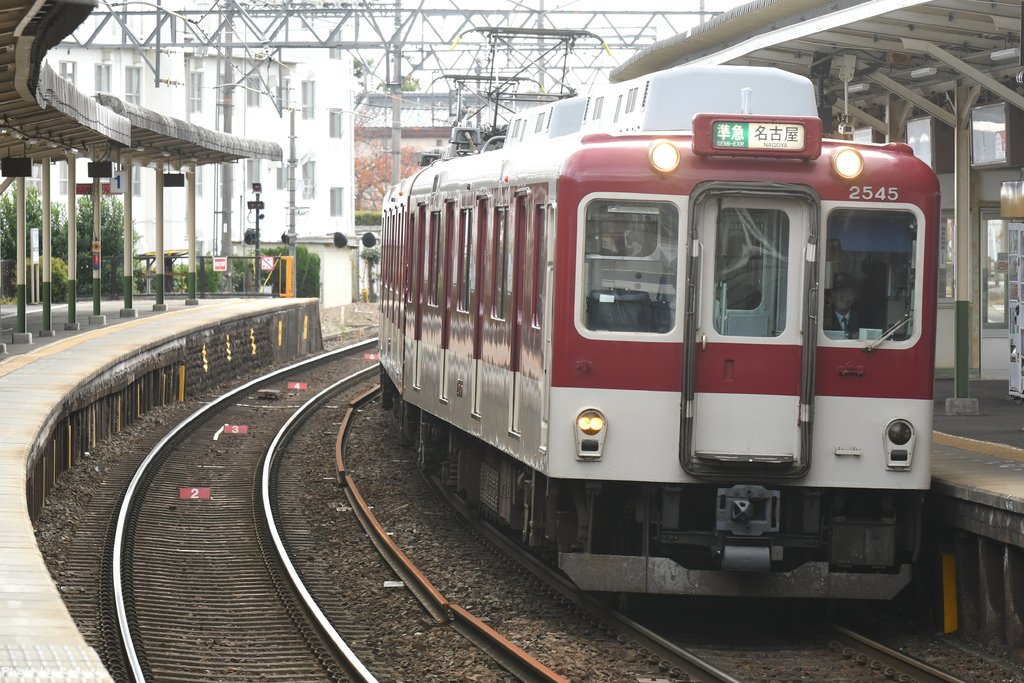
[440,200,456,401]
[509,192,529,433]
[682,190,818,477]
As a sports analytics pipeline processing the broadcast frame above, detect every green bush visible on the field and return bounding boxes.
[355,210,381,226]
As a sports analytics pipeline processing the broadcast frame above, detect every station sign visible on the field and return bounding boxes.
[75,183,111,195]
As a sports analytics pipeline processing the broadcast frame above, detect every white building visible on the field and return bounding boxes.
[40,44,357,256]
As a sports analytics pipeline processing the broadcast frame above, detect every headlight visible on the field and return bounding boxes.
[887,419,913,446]
[575,409,607,459]
[649,140,681,174]
[832,147,864,180]
[883,418,915,469]
[577,411,605,435]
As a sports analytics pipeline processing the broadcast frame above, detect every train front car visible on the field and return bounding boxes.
[552,66,938,598]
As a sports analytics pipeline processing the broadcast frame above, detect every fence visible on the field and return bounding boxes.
[0,255,291,301]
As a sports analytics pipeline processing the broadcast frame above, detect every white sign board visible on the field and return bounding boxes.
[260,255,276,271]
[111,171,126,194]
[30,228,39,264]
[213,256,227,272]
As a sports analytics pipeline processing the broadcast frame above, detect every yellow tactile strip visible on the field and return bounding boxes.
[933,431,1024,464]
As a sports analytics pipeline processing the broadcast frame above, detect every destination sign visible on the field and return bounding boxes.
[712,121,806,151]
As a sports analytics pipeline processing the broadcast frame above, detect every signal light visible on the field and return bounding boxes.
[361,232,377,248]
[333,232,348,248]
[244,229,256,245]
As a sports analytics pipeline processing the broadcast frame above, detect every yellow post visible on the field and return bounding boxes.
[942,552,958,633]
[280,256,295,297]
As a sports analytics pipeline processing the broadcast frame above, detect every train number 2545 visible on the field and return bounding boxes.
[849,185,899,201]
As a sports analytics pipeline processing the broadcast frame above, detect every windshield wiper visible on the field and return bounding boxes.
[863,315,911,353]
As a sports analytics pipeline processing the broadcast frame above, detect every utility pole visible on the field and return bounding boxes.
[288,108,297,296]
[219,16,234,256]
[390,2,402,186]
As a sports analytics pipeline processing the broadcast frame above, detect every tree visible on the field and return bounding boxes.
[354,126,421,210]
[51,195,137,296]
[0,186,67,264]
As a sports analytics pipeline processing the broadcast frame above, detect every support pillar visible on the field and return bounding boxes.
[186,165,198,305]
[13,176,31,344]
[121,159,137,318]
[65,153,79,330]
[89,175,106,325]
[39,159,54,337]
[154,163,167,311]
[947,84,979,415]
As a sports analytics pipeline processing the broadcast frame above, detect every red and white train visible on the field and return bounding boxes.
[377,64,938,599]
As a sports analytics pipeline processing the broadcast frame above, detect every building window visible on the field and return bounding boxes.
[302,160,316,200]
[246,76,260,107]
[246,159,261,185]
[189,70,203,113]
[59,162,68,195]
[329,109,343,138]
[59,61,76,85]
[278,77,291,109]
[330,187,344,216]
[95,63,111,93]
[301,80,315,119]
[125,66,142,104]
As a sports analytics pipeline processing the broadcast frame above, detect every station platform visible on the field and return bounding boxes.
[932,379,1024,538]
[0,296,321,682]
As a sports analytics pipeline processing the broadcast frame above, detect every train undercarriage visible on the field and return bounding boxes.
[383,379,922,599]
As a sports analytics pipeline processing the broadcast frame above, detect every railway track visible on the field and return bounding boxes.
[110,340,379,682]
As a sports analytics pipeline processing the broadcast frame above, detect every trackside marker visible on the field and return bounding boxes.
[179,487,211,500]
[214,424,249,440]
[363,353,379,360]
[288,381,308,390]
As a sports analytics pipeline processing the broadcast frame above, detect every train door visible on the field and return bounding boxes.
[681,187,818,477]
[440,200,455,402]
[471,196,489,417]
[509,192,529,433]
[412,203,427,389]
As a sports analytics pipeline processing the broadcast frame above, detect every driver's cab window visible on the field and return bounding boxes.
[823,209,917,342]
[582,199,679,333]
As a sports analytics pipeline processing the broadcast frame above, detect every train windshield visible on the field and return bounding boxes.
[823,209,917,342]
[581,199,679,333]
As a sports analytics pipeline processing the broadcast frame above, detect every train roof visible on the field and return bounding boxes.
[502,65,819,146]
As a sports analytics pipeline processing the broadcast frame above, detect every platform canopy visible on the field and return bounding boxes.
[610,0,1024,130]
[96,94,283,168]
[0,0,280,167]
[1,0,131,161]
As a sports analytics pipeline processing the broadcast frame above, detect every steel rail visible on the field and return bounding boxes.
[112,338,377,682]
[827,623,969,683]
[337,388,567,683]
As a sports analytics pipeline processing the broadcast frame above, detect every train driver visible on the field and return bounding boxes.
[823,272,863,339]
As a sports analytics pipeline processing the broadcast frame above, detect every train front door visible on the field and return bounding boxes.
[681,188,818,477]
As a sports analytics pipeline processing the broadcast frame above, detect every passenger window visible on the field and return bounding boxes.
[823,209,917,342]
[581,200,679,333]
[712,208,790,338]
